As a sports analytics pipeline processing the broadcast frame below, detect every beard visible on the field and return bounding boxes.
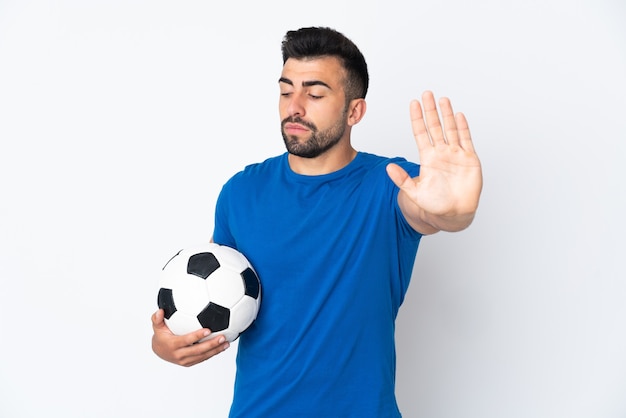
[281,109,348,159]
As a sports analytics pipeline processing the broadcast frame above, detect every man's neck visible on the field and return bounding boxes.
[287,146,358,176]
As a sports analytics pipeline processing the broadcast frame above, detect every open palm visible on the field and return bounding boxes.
[387,91,482,227]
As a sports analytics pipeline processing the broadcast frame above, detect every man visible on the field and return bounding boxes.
[152,26,482,417]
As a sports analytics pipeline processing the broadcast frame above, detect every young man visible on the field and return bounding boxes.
[152,27,482,417]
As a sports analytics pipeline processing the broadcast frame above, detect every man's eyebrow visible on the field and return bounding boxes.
[278,77,332,90]
[278,77,293,86]
[303,80,332,89]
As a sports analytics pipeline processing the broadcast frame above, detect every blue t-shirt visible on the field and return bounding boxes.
[213,152,422,417]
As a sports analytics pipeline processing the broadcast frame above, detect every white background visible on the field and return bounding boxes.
[1,1,625,417]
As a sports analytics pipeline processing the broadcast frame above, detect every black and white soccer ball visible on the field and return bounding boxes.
[157,243,261,343]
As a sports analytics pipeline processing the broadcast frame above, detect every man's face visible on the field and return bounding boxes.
[278,57,349,158]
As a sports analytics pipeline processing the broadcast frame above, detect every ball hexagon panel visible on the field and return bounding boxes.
[170,275,211,315]
[205,268,245,308]
[229,296,259,331]
[211,246,249,272]
[167,312,203,338]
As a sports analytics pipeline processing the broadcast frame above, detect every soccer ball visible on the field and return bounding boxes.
[157,243,261,342]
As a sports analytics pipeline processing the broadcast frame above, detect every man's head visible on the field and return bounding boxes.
[278,27,368,162]
[281,27,369,103]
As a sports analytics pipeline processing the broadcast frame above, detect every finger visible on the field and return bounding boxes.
[195,335,230,354]
[167,335,229,367]
[439,97,460,147]
[422,91,445,145]
[180,328,213,346]
[455,112,475,152]
[410,99,431,150]
[183,335,231,366]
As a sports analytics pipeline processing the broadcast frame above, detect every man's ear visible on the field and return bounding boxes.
[347,98,367,126]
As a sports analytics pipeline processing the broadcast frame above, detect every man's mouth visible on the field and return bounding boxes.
[284,123,310,135]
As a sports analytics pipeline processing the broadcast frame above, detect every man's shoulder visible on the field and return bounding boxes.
[356,151,419,174]
[229,153,286,181]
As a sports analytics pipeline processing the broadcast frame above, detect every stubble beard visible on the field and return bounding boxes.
[281,109,348,159]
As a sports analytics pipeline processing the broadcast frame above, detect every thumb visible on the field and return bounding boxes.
[386,163,413,191]
[151,309,166,329]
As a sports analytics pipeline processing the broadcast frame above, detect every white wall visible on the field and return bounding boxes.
[1,1,624,417]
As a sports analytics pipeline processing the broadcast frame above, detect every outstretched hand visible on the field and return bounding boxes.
[386,91,483,233]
